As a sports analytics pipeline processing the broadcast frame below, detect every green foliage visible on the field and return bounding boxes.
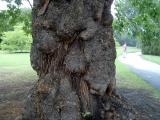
[81,112,92,119]
[115,41,120,47]
[0,0,32,36]
[113,0,138,47]
[114,0,160,55]
[114,31,137,47]
[0,1,32,50]
[20,8,32,35]
[142,41,160,56]
[0,10,14,39]
[1,26,32,52]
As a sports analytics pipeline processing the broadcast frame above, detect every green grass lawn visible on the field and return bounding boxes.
[0,53,37,83]
[142,55,160,65]
[0,53,30,67]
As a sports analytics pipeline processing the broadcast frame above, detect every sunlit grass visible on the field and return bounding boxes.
[0,53,30,67]
[0,53,37,83]
[142,55,160,65]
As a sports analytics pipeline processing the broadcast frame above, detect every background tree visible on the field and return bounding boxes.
[114,0,160,55]
[0,10,15,43]
[20,8,32,35]
[1,25,32,52]
[113,0,139,47]
[0,0,32,51]
[0,0,21,34]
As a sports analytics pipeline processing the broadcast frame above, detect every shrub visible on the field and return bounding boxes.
[1,26,32,52]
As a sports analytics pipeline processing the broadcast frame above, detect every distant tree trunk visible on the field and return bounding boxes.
[21,0,138,120]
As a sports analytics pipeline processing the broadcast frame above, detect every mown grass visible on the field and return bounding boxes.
[116,47,160,99]
[0,53,30,67]
[0,48,160,99]
[142,55,160,65]
[0,53,37,83]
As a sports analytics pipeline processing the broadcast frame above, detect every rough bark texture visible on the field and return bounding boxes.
[20,0,139,120]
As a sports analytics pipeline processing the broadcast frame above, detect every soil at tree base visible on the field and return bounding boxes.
[0,81,160,120]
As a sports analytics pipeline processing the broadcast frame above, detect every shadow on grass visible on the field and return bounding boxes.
[0,79,160,120]
[117,87,160,120]
[0,78,36,120]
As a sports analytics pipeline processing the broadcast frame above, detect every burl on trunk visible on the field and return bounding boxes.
[20,0,138,120]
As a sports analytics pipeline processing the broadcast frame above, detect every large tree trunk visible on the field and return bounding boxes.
[20,0,138,120]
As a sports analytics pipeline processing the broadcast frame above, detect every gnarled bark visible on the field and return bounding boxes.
[20,0,139,120]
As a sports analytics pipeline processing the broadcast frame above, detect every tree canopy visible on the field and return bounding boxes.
[0,0,32,36]
[114,0,160,55]
[1,25,32,52]
[0,0,32,52]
